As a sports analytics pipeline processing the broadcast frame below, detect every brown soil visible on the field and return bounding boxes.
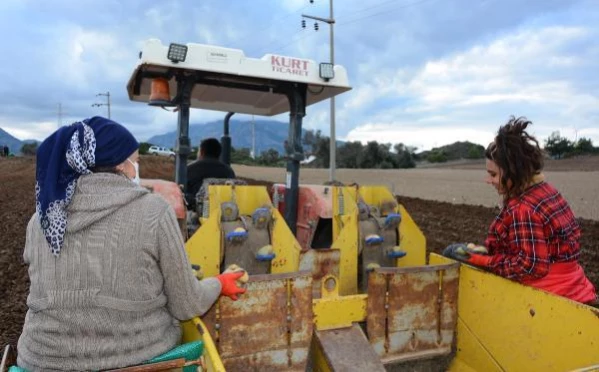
[1,156,598,348]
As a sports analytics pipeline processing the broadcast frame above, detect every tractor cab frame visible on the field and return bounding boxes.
[126,39,351,234]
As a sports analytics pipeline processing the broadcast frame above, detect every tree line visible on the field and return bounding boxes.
[543,132,597,159]
[18,130,597,166]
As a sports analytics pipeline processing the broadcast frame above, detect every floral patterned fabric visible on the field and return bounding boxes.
[35,116,139,255]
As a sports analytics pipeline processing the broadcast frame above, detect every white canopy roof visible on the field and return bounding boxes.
[126,39,352,116]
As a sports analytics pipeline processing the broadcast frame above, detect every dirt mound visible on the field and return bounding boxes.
[1,156,598,349]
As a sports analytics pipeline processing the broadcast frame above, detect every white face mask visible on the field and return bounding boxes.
[127,158,140,185]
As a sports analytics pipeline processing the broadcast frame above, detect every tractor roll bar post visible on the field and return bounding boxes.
[175,75,195,191]
[221,112,235,165]
[283,83,307,235]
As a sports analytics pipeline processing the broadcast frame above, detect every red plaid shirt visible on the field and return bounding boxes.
[484,181,581,280]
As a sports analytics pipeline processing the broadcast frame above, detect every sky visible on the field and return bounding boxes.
[0,0,597,151]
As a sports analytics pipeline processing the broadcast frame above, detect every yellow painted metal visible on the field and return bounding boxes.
[451,318,503,372]
[179,318,226,372]
[270,208,302,273]
[358,186,426,268]
[185,185,300,276]
[332,186,358,240]
[310,337,334,372]
[429,253,599,371]
[332,186,359,295]
[313,294,368,330]
[396,204,426,267]
[186,187,223,277]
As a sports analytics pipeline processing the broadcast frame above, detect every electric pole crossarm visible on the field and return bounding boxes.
[301,14,334,24]
[91,92,111,119]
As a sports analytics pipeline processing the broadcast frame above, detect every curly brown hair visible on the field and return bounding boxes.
[485,116,544,200]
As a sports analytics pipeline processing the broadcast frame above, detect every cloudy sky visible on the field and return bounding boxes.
[1,0,597,151]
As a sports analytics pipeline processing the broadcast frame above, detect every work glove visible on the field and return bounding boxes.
[217,264,249,300]
[443,243,491,267]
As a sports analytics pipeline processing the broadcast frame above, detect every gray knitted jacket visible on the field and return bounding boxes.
[17,173,221,371]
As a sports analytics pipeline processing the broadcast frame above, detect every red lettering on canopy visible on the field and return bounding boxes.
[270,55,310,75]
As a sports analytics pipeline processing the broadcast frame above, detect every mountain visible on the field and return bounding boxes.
[146,119,307,155]
[417,141,485,161]
[0,128,25,154]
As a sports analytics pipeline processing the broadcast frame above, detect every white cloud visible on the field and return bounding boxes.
[345,123,495,151]
[2,121,58,141]
[1,0,597,150]
[340,24,599,148]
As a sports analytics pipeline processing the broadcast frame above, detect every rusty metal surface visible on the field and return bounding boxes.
[202,271,313,371]
[223,348,310,372]
[366,269,388,356]
[299,249,341,299]
[222,220,271,275]
[366,264,460,363]
[315,324,386,371]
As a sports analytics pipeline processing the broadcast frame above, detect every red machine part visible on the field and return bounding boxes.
[271,184,333,251]
[140,179,186,220]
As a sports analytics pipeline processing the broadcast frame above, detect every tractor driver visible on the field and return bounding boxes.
[444,116,597,305]
[186,137,236,209]
[16,117,246,371]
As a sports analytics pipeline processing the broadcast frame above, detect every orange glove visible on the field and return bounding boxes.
[216,271,247,300]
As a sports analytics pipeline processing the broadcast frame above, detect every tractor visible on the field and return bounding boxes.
[3,39,597,372]
[122,39,599,372]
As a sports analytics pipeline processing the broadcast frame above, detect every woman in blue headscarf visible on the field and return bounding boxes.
[16,117,245,371]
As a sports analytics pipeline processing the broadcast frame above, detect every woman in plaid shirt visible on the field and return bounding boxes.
[445,117,597,304]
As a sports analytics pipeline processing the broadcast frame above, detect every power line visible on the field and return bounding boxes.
[91,92,111,119]
[259,0,437,56]
[269,29,319,54]
[337,0,437,27]
[240,3,311,52]
[334,0,413,19]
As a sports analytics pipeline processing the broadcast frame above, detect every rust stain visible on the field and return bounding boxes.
[223,348,309,372]
[203,272,313,371]
[366,271,389,356]
[299,249,340,298]
[366,266,459,360]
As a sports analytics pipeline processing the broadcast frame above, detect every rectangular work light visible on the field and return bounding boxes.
[167,43,188,63]
[319,62,334,81]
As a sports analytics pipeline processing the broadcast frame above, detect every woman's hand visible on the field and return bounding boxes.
[216,271,247,300]
[443,243,491,267]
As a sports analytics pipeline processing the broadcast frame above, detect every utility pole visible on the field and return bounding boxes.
[57,103,65,128]
[302,0,336,182]
[92,91,111,119]
[252,115,256,159]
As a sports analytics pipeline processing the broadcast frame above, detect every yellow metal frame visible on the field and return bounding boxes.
[185,185,302,277]
[180,318,226,372]
[358,186,427,267]
[430,253,599,372]
[313,274,368,330]
[183,185,599,371]
[332,186,359,295]
[180,185,599,371]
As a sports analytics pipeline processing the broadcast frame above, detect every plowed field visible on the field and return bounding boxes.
[1,156,598,347]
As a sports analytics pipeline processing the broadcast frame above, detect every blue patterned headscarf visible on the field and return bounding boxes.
[36,116,139,256]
